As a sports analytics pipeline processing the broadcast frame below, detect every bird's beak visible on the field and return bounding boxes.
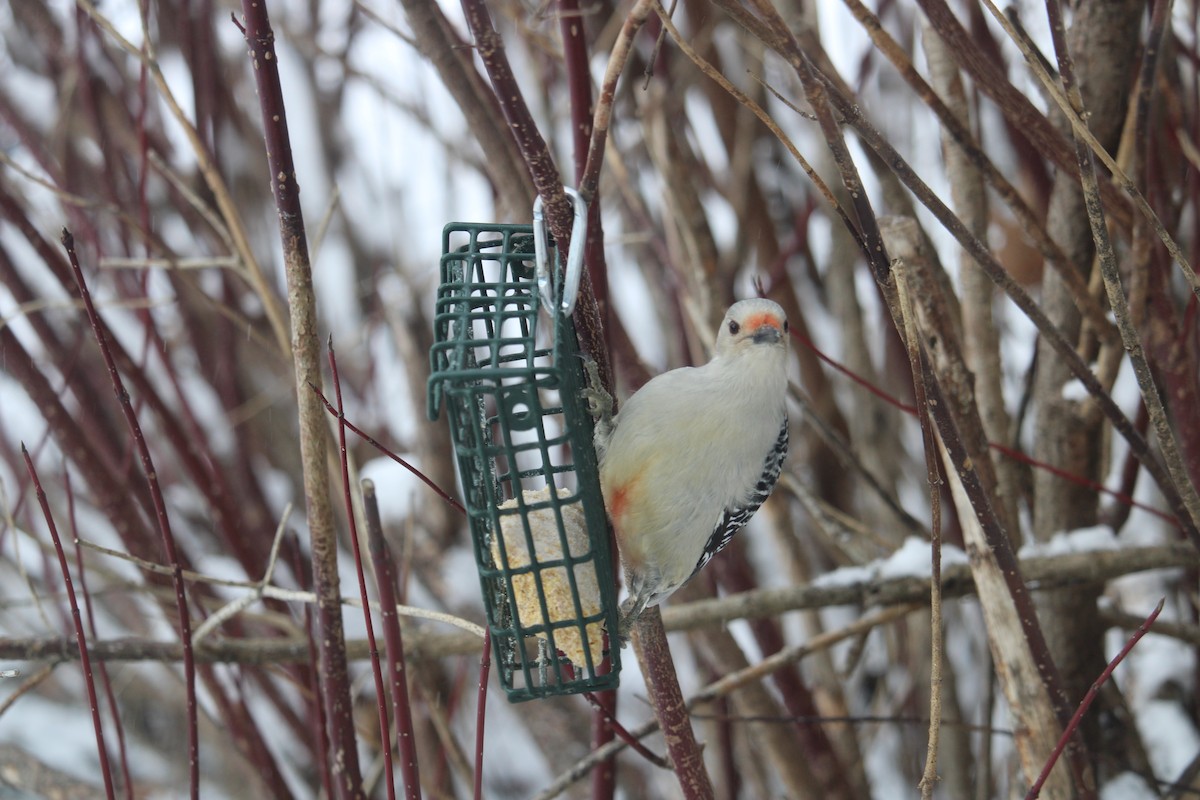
[752,324,783,344]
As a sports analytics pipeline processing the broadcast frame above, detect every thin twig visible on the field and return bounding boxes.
[581,691,670,768]
[190,505,293,645]
[97,256,241,270]
[0,663,56,717]
[1025,599,1166,799]
[144,150,237,260]
[78,537,486,636]
[473,630,491,800]
[328,339,396,800]
[23,448,117,799]
[60,229,199,798]
[310,385,465,513]
[67,471,135,800]
[362,481,423,800]
[891,255,944,799]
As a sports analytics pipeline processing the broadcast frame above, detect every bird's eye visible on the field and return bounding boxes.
[728,320,740,335]
[783,320,789,333]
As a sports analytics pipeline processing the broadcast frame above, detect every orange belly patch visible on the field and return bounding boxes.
[609,481,632,523]
[606,465,646,526]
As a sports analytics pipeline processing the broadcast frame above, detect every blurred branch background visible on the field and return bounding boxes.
[1,0,1198,797]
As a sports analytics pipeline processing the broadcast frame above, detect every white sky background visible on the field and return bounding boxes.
[0,0,1194,796]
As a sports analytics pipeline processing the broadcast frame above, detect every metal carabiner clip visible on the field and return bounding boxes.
[532,187,588,317]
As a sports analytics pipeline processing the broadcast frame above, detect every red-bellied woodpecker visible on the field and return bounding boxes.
[589,298,790,638]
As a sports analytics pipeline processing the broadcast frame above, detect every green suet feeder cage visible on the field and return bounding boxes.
[427,189,622,701]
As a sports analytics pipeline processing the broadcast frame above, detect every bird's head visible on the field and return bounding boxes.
[713,298,789,360]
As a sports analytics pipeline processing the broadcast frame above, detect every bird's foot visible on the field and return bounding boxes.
[608,594,648,648]
[579,355,615,455]
[579,355,613,422]
[606,624,630,650]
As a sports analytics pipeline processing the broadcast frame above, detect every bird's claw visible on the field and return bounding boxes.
[579,355,613,423]
[606,594,648,648]
[579,355,615,457]
[605,614,634,649]
[605,623,631,650]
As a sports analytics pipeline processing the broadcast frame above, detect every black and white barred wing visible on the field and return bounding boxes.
[690,417,789,580]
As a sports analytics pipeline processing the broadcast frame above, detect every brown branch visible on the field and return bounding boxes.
[923,19,1023,535]
[579,0,655,206]
[458,0,571,245]
[631,607,716,799]
[237,3,363,795]
[4,543,1193,665]
[559,0,615,434]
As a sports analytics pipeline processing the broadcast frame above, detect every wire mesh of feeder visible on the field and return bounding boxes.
[428,222,621,701]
